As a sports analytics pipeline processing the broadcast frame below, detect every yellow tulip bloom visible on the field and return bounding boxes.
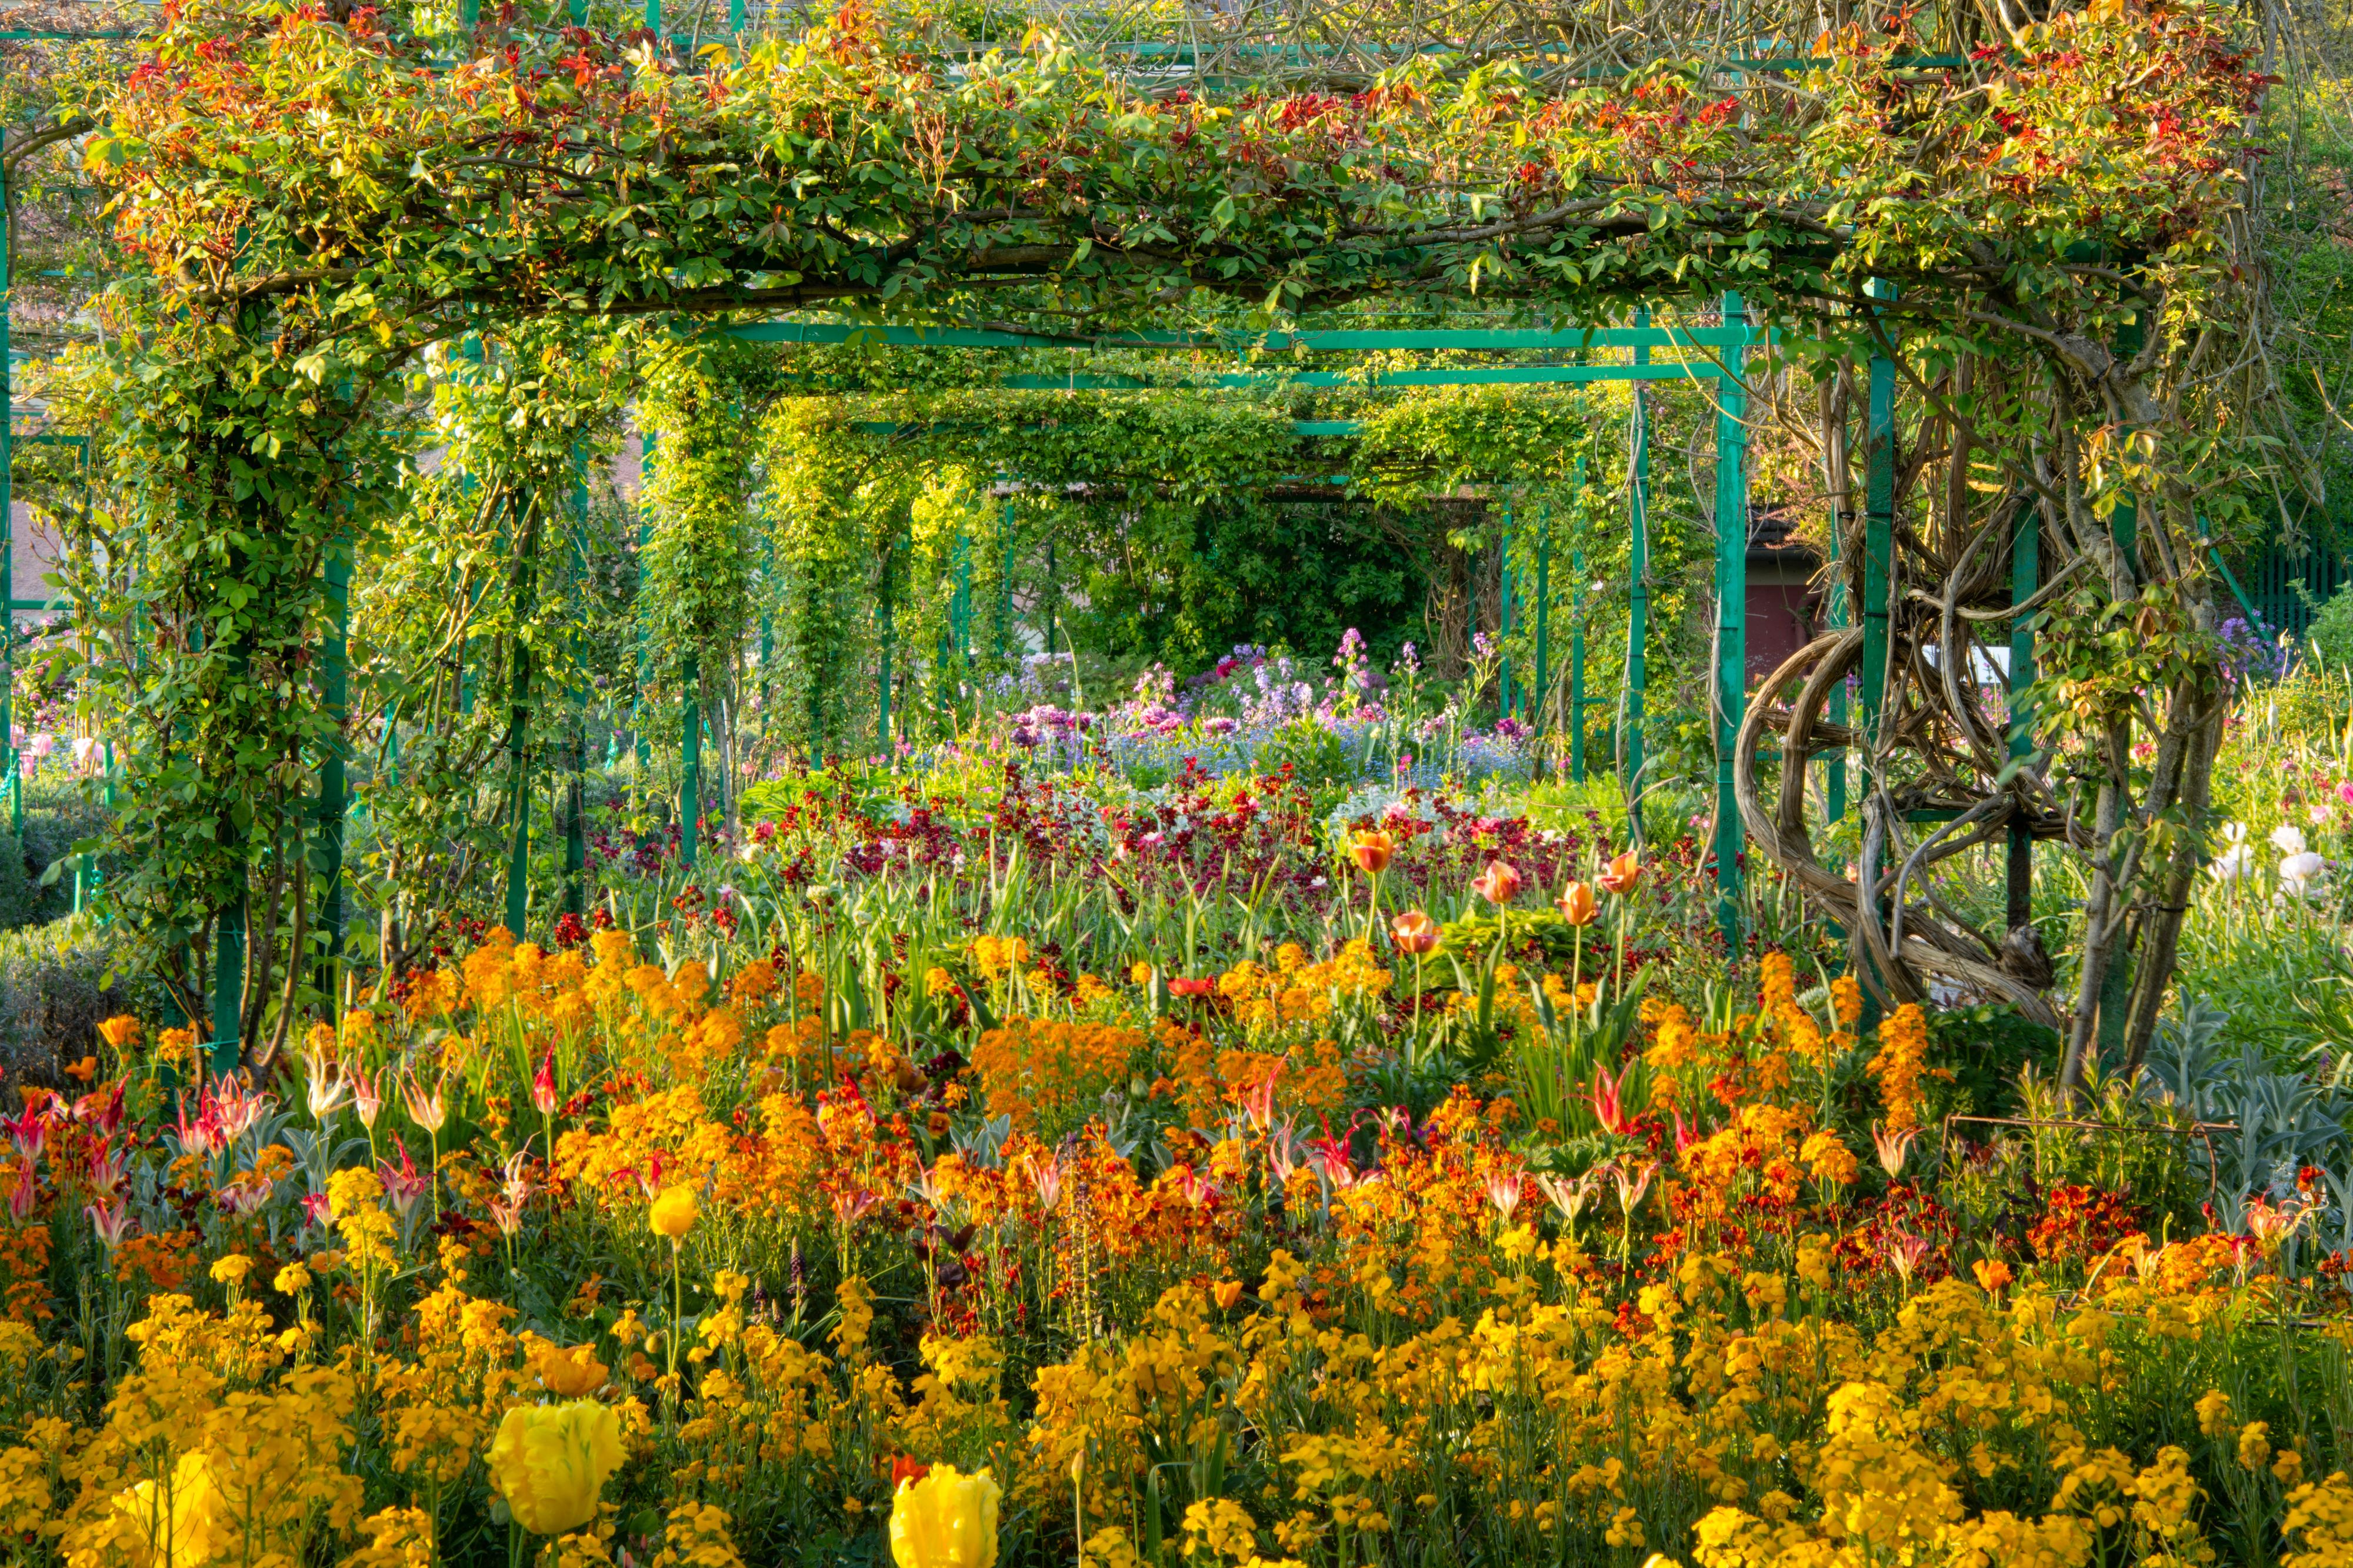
[889,1464,1001,1568]
[488,1400,625,1536]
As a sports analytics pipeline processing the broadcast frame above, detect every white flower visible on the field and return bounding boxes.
[2221,820,2249,846]
[2282,850,2328,895]
[2272,824,2309,856]
[2211,845,2256,883]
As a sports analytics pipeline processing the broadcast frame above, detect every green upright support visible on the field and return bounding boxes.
[2108,310,2142,583]
[1625,311,1651,841]
[995,498,1015,660]
[2093,313,2143,1057]
[1711,292,1751,949]
[1567,456,1585,782]
[1532,501,1551,735]
[876,541,896,753]
[1569,545,1586,784]
[1825,424,1851,828]
[681,649,700,867]
[212,898,244,1073]
[1856,286,1899,1025]
[955,530,974,657]
[635,431,654,776]
[318,534,352,987]
[2007,504,2039,934]
[1859,290,1897,788]
[0,206,11,826]
[758,532,775,740]
[1498,503,1515,719]
[565,469,588,918]
[504,521,537,940]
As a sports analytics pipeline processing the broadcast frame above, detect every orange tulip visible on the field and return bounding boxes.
[1212,1279,1245,1311]
[1391,909,1442,955]
[1599,851,1641,895]
[1557,881,1599,927]
[1349,830,1395,875]
[1471,860,1524,906]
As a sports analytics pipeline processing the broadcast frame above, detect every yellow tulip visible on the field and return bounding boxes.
[889,1464,1001,1568]
[649,1183,699,1239]
[112,1452,227,1568]
[488,1399,625,1536]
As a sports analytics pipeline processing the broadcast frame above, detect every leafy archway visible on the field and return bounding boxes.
[64,0,2285,1070]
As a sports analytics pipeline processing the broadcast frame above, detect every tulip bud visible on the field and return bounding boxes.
[1557,881,1599,927]
[1348,830,1395,875]
[1472,860,1523,906]
[1390,909,1441,956]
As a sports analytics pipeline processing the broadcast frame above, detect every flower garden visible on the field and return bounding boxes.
[4,0,2353,1563]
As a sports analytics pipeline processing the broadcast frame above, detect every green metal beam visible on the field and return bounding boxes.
[723,321,1761,352]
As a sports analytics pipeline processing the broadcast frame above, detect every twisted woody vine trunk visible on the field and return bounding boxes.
[1734,312,2245,1087]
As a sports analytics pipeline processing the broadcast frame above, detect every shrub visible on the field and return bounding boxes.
[0,915,158,1086]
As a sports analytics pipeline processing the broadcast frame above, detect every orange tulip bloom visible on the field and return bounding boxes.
[1391,909,1442,955]
[1599,851,1641,895]
[1557,881,1599,926]
[1472,861,1524,905]
[1349,830,1395,875]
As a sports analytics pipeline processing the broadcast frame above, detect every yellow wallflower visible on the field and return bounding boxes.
[112,1453,228,1568]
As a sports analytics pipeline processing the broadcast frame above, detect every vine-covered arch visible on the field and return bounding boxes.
[59,0,2283,1073]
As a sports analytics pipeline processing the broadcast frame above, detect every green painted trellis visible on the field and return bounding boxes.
[0,9,2065,1059]
[714,307,1792,951]
[695,304,2050,963]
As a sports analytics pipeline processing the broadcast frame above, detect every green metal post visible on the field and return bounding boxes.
[681,649,700,867]
[1857,286,1899,1025]
[0,208,12,836]
[1859,289,1897,789]
[1825,409,1851,828]
[876,539,896,754]
[504,523,536,940]
[635,430,654,776]
[211,900,244,1072]
[1532,501,1550,734]
[1498,503,1515,719]
[996,498,1015,660]
[1712,292,1751,949]
[1625,311,1650,842]
[2094,306,2145,1059]
[319,533,352,986]
[2109,310,2142,581]
[1570,544,1586,785]
[758,532,775,740]
[2007,503,2038,933]
[564,466,589,919]
[1566,456,1584,780]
